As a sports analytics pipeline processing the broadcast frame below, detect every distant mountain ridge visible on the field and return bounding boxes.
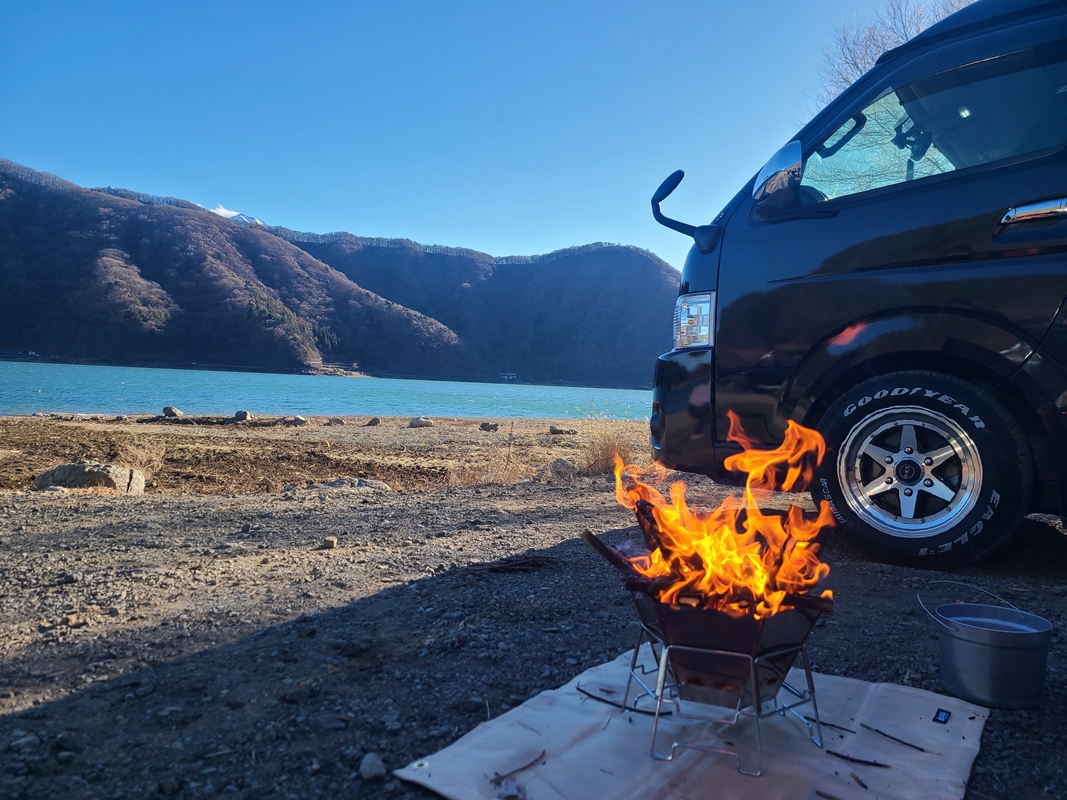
[0,159,678,387]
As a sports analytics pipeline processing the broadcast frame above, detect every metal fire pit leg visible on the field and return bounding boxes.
[760,644,824,748]
[798,647,824,747]
[649,645,673,756]
[785,648,823,750]
[650,645,761,775]
[623,628,644,709]
[749,656,764,777]
[624,625,665,712]
[649,643,823,776]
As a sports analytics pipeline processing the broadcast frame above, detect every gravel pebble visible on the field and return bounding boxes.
[359,752,388,781]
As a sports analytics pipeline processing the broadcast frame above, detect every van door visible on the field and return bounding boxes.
[715,21,1067,443]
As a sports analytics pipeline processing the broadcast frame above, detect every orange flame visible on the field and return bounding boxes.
[614,410,834,618]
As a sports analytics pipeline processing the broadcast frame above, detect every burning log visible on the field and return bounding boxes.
[605,411,835,619]
[580,529,632,573]
[633,497,662,552]
[582,529,834,615]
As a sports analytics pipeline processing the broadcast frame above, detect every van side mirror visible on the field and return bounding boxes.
[751,141,803,220]
[651,170,724,255]
[651,170,695,237]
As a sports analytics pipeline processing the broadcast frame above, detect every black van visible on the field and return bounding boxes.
[648,0,1067,568]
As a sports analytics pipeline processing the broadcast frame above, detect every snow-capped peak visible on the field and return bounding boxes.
[210,204,266,227]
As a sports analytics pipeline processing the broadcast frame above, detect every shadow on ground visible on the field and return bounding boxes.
[2,520,1066,800]
[0,534,641,800]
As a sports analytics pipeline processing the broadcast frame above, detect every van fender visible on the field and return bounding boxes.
[782,310,1036,429]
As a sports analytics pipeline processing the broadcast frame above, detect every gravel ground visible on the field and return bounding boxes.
[0,422,1065,799]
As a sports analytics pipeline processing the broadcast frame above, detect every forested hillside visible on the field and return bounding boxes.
[293,235,678,387]
[0,160,678,387]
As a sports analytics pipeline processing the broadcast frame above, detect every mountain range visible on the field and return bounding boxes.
[0,159,679,387]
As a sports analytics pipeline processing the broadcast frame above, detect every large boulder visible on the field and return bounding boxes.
[33,461,146,495]
[162,406,183,418]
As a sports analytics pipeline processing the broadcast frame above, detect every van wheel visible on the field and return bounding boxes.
[811,371,1031,568]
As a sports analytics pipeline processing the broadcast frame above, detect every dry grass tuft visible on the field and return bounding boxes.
[115,437,166,481]
[446,422,538,486]
[579,418,648,475]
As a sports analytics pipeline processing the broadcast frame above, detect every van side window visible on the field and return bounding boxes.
[801,40,1067,203]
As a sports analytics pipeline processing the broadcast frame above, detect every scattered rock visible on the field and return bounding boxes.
[548,426,577,435]
[55,731,79,752]
[292,416,309,427]
[323,536,338,549]
[359,752,387,781]
[307,478,392,492]
[158,776,181,796]
[409,417,434,428]
[536,459,578,482]
[327,417,346,426]
[311,713,346,731]
[366,417,381,426]
[282,687,310,704]
[32,461,145,495]
[355,478,392,491]
[162,406,183,418]
[234,410,254,422]
[56,751,76,764]
[480,422,500,432]
[11,735,40,752]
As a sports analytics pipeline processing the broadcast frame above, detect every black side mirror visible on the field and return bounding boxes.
[651,170,695,237]
[650,171,723,255]
[652,170,686,207]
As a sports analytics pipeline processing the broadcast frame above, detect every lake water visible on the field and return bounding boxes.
[0,362,651,419]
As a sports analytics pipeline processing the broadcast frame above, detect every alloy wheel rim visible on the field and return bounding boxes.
[837,405,982,539]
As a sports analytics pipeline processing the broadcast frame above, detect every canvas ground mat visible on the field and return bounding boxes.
[395,647,987,800]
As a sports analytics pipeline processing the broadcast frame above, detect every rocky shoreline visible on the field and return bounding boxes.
[0,416,1065,799]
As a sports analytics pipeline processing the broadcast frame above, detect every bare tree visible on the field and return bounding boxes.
[816,0,975,107]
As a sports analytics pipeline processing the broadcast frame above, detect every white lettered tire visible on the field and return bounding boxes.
[811,371,1032,568]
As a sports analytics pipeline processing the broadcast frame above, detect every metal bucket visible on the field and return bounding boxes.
[919,581,1052,709]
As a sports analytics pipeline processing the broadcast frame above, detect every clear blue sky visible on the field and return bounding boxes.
[1,0,884,270]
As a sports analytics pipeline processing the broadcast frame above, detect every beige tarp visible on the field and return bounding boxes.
[396,648,986,800]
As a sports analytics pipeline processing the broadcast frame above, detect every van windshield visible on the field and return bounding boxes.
[801,40,1067,203]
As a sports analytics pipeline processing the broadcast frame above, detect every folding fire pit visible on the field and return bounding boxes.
[583,529,829,776]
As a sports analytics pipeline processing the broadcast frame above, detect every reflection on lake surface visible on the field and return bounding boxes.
[0,362,650,419]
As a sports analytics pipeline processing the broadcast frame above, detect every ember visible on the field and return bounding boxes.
[614,411,835,618]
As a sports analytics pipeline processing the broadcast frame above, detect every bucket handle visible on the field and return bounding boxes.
[917,580,1020,632]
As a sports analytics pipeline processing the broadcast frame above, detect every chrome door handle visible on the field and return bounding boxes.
[1001,198,1067,225]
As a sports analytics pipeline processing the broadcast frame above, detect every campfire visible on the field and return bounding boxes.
[582,412,836,773]
[611,410,835,618]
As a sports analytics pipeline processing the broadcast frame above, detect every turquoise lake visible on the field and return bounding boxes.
[0,362,651,420]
